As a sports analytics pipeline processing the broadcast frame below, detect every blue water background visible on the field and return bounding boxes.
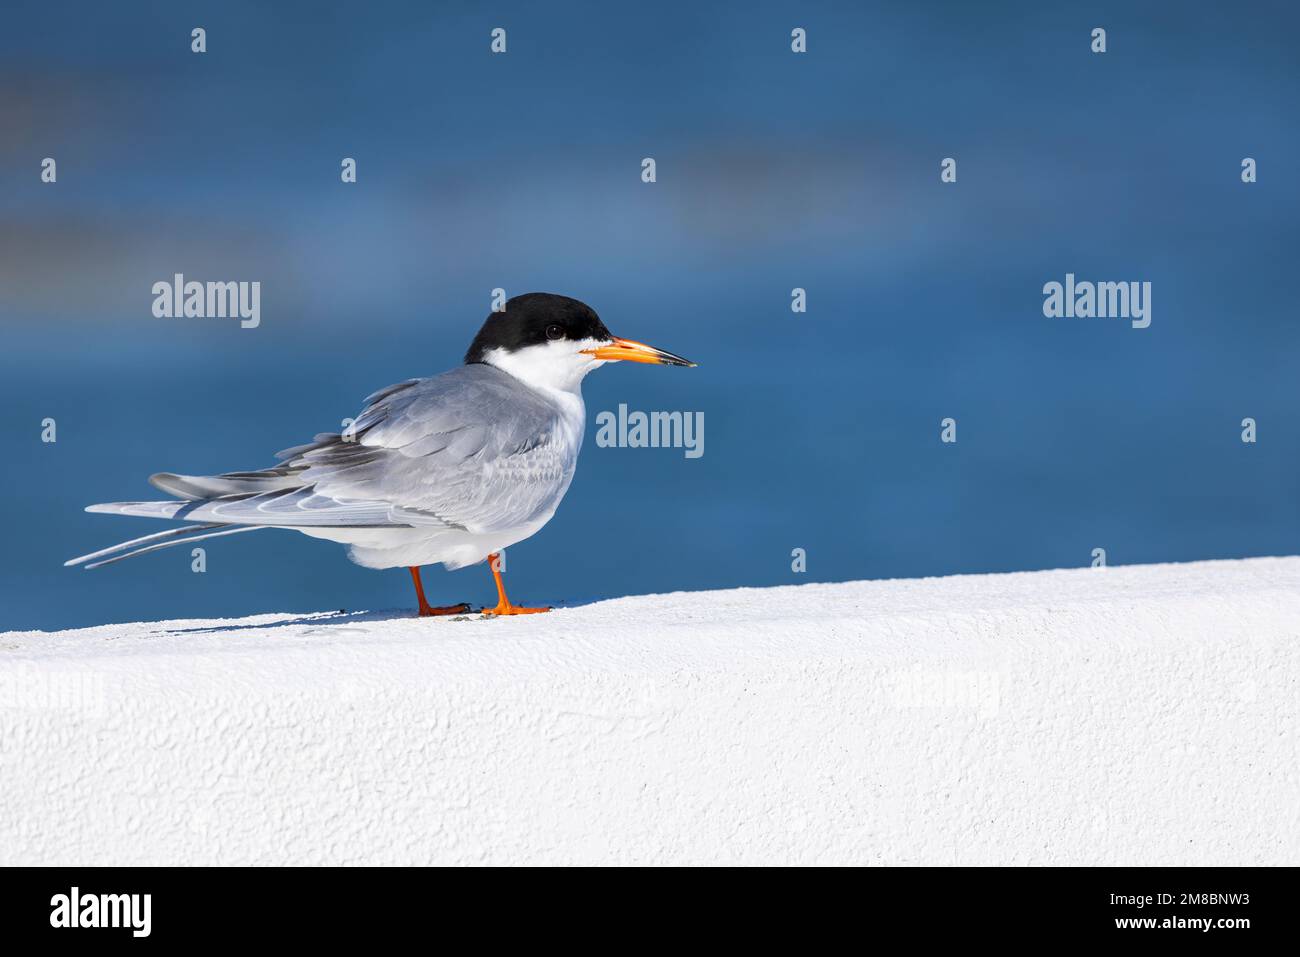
[2,1,1297,629]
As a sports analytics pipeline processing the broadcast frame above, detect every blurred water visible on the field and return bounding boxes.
[3,1,1298,630]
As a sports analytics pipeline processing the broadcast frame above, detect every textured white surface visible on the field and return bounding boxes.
[2,557,1298,866]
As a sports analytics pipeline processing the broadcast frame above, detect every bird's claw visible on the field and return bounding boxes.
[417,602,471,617]
[481,603,550,616]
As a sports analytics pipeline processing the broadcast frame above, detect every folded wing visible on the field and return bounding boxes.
[93,364,573,535]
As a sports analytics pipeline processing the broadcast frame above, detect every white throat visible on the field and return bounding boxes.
[480,338,606,397]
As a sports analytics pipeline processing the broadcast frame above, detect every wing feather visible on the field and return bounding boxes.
[83,364,577,536]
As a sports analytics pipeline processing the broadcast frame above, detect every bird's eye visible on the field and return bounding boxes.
[545,324,564,341]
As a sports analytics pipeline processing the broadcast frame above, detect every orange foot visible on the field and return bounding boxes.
[481,552,549,616]
[481,601,550,616]
[419,602,471,617]
[408,566,469,618]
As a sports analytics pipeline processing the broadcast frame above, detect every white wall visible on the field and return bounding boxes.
[2,557,1297,865]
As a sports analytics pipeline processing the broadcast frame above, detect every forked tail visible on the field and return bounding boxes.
[65,520,265,569]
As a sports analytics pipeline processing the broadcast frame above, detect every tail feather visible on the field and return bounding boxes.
[84,500,217,521]
[65,522,227,567]
[73,466,310,570]
[86,488,405,528]
[79,525,265,569]
[149,471,301,499]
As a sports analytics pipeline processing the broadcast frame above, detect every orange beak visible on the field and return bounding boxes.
[581,337,697,367]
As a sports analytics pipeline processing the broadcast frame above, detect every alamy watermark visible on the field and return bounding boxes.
[0,666,106,713]
[883,669,1001,718]
[50,887,151,937]
[595,404,703,459]
[152,274,260,329]
[1043,273,1150,329]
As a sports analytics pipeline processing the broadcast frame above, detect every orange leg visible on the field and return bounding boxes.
[481,552,549,616]
[409,566,470,617]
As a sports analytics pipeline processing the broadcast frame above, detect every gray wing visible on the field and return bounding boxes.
[108,364,577,534]
[289,364,577,532]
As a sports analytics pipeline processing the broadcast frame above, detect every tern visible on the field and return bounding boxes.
[67,293,695,616]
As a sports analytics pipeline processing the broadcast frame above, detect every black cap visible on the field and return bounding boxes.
[465,293,612,365]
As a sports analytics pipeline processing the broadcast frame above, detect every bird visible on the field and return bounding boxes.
[66,293,695,616]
